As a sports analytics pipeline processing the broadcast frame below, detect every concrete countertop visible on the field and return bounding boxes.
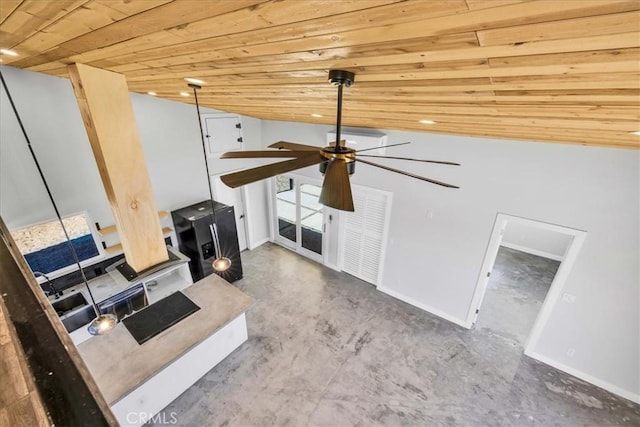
[76,274,254,405]
[48,246,189,305]
[47,268,120,307]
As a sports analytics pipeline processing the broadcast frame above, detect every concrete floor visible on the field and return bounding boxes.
[152,243,640,426]
[474,246,560,346]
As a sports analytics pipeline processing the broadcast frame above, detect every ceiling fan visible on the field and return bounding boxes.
[219,70,460,212]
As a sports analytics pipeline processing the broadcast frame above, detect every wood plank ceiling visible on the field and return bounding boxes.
[1,0,638,149]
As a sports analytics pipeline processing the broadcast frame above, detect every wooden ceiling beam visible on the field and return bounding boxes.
[68,63,169,272]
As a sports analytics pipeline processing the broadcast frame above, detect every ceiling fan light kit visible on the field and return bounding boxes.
[219,69,460,212]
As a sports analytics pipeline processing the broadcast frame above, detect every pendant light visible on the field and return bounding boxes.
[190,83,232,273]
[0,70,116,336]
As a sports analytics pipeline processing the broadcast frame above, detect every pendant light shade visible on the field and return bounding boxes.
[209,223,230,272]
[88,313,118,335]
[212,256,232,272]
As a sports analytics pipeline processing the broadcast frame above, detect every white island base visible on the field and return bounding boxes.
[77,274,254,427]
[112,313,247,426]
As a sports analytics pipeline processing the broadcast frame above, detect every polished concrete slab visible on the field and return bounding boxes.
[151,243,640,426]
[474,246,560,345]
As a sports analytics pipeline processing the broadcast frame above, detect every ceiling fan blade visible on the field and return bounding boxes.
[268,141,321,151]
[358,154,460,166]
[357,158,459,189]
[221,150,314,159]
[355,141,411,153]
[221,153,325,188]
[319,159,354,212]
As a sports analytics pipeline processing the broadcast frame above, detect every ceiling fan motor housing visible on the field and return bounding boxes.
[328,69,355,87]
[319,161,356,176]
[319,146,356,175]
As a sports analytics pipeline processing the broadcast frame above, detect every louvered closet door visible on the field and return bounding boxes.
[341,188,391,285]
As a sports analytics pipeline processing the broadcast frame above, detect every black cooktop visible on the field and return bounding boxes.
[122,291,200,345]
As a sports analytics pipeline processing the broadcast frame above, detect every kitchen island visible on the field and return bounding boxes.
[76,273,254,426]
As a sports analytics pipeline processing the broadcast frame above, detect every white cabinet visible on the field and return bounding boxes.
[144,263,192,305]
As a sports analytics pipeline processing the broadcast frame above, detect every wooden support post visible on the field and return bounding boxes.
[68,63,168,272]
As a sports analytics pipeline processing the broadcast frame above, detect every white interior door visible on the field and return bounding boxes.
[202,115,242,153]
[212,175,248,251]
[273,175,324,263]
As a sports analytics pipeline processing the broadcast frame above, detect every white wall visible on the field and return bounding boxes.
[3,64,637,401]
[260,119,640,401]
[1,65,110,228]
[233,115,270,249]
[0,65,270,248]
[502,221,574,260]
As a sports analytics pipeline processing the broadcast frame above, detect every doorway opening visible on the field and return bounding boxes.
[466,214,586,356]
[272,174,325,263]
[474,246,561,345]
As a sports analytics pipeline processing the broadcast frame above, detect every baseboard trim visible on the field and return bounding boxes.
[501,242,564,261]
[526,350,640,404]
[324,262,341,272]
[248,237,270,250]
[377,285,468,329]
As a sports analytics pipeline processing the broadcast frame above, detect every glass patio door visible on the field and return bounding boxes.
[274,175,324,262]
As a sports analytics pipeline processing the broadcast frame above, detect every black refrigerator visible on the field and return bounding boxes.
[171,200,243,283]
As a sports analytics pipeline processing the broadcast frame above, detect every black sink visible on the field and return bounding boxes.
[61,305,97,333]
[51,293,97,333]
[52,293,88,317]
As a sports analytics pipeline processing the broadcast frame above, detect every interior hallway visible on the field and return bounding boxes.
[152,243,640,426]
[474,246,560,346]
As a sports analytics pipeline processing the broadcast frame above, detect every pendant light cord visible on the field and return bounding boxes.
[0,70,101,315]
[191,84,224,260]
[191,85,216,211]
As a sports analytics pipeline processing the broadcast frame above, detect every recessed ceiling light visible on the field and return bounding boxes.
[630,131,640,136]
[179,91,190,97]
[419,119,436,125]
[147,91,157,96]
[0,48,18,56]
[311,113,323,118]
[184,77,204,85]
